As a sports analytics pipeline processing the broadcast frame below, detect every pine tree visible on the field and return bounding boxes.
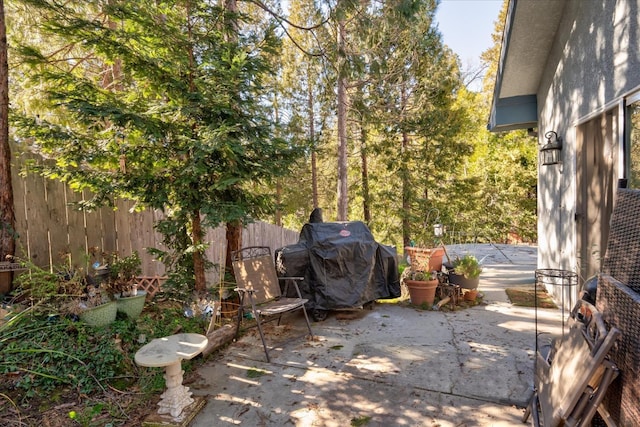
[0,0,14,263]
[11,0,302,291]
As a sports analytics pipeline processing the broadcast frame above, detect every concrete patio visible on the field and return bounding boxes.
[188,244,565,426]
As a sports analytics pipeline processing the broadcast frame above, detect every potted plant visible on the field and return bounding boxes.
[98,251,146,319]
[10,260,117,326]
[75,284,118,326]
[54,273,118,327]
[404,246,445,272]
[448,255,482,290]
[403,269,439,306]
[104,251,142,297]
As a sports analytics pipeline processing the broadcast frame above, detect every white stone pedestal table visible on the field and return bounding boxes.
[135,333,208,419]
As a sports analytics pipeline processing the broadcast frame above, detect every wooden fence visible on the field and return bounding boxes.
[9,145,300,287]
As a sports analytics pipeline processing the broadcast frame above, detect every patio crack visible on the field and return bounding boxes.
[442,313,463,395]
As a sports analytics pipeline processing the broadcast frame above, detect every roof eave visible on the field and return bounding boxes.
[488,0,566,133]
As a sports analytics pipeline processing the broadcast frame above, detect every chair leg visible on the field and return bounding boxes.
[595,405,617,427]
[235,294,245,338]
[301,306,314,338]
[577,363,618,427]
[530,393,541,427]
[254,313,271,363]
[522,389,536,423]
[522,398,532,423]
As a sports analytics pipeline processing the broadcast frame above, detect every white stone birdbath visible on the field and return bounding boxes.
[135,333,208,419]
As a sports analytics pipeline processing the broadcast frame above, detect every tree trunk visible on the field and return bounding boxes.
[307,65,318,209]
[400,80,411,247]
[336,18,348,221]
[225,220,242,278]
[360,114,371,226]
[184,3,207,292]
[223,0,242,279]
[0,0,15,261]
[275,181,282,226]
[274,93,282,226]
[311,151,318,209]
[191,211,206,292]
[401,130,411,248]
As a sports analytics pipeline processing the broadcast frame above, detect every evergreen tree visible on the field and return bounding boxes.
[10,0,302,291]
[0,0,14,263]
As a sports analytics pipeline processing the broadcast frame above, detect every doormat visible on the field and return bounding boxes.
[505,287,558,309]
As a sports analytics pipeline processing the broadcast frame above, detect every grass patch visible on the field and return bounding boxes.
[351,415,372,426]
[246,368,267,378]
[505,287,558,308]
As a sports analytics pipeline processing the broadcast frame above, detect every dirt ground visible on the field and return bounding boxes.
[1,367,212,427]
[0,300,469,426]
[0,298,210,427]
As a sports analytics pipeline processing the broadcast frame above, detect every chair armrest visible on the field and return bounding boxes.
[234,287,255,295]
[277,276,304,281]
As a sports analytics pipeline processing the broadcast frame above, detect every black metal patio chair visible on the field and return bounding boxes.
[232,246,313,362]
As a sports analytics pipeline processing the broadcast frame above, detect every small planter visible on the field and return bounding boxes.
[0,261,25,295]
[404,247,445,272]
[449,273,479,290]
[405,279,439,306]
[79,301,117,326]
[116,290,147,319]
[464,289,479,301]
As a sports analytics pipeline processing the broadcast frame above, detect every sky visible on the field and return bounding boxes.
[434,0,503,90]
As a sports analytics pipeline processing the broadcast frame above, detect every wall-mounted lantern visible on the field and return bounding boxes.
[540,131,563,165]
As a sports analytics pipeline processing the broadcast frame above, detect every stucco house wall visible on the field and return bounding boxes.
[490,0,640,306]
[536,0,640,277]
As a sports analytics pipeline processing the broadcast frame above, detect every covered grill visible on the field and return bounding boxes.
[275,221,400,320]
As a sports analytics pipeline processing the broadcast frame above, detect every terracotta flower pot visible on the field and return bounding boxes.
[405,279,438,306]
[404,247,445,272]
[464,289,479,301]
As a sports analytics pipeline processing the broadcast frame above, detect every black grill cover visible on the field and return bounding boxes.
[275,221,400,311]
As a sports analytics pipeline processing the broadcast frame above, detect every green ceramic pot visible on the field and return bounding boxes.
[79,301,117,327]
[116,291,147,319]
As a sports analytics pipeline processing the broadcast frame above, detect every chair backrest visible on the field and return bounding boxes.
[537,312,620,425]
[232,247,281,305]
[602,188,640,291]
[596,274,640,425]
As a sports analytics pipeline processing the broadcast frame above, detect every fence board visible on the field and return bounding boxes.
[150,209,167,276]
[84,191,105,264]
[204,225,227,287]
[131,208,157,274]
[10,149,301,281]
[100,205,117,254]
[114,199,133,257]
[11,151,28,259]
[46,178,69,266]
[66,189,88,269]
[23,169,50,267]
